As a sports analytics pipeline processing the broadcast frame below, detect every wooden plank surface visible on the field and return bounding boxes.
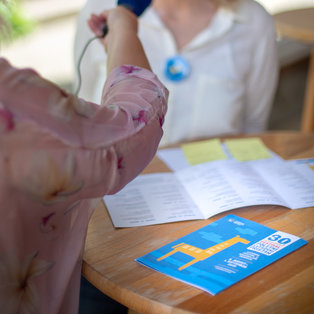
[274,8,314,43]
[82,131,314,314]
[274,8,314,133]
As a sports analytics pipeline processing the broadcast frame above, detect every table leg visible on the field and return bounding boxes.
[301,48,314,132]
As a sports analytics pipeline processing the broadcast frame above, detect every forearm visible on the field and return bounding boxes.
[106,29,151,73]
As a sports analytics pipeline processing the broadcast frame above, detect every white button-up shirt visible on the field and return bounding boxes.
[74,0,278,146]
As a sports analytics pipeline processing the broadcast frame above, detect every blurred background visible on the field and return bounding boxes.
[1,0,314,131]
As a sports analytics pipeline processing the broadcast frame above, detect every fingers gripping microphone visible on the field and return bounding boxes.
[75,0,152,96]
[102,0,152,36]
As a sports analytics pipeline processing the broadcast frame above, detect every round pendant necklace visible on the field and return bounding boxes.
[164,55,190,82]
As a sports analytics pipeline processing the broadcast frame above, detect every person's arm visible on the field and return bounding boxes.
[243,7,279,133]
[88,6,151,73]
[0,51,167,201]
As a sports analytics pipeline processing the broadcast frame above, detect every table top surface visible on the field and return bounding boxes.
[83,131,314,314]
[274,7,314,43]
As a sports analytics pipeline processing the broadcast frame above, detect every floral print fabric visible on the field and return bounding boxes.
[0,58,168,314]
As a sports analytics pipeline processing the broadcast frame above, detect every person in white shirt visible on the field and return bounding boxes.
[74,0,278,147]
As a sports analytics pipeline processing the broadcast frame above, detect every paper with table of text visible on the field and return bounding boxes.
[104,158,314,227]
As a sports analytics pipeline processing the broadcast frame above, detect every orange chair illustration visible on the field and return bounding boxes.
[306,163,314,171]
[157,235,250,270]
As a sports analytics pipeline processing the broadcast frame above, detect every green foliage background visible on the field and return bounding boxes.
[0,0,35,42]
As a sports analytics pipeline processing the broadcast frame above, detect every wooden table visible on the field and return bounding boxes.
[274,8,314,133]
[83,131,314,314]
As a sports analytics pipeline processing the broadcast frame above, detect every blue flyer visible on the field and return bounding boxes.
[136,214,307,295]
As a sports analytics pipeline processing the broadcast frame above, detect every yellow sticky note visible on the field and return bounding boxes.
[182,139,227,165]
[224,137,270,161]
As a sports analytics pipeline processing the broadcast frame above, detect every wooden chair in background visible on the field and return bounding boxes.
[274,7,314,133]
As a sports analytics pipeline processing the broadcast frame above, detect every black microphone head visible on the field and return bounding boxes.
[117,0,152,17]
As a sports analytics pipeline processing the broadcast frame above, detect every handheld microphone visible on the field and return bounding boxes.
[102,0,152,36]
[75,0,152,96]
[119,0,152,16]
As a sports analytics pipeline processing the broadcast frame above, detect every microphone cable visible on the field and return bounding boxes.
[74,0,152,95]
[74,34,102,96]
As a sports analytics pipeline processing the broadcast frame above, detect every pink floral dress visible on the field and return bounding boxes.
[0,58,168,314]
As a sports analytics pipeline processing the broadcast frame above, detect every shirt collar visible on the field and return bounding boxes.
[140,1,249,50]
[140,1,249,28]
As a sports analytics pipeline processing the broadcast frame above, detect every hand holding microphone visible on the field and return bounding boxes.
[75,0,152,95]
[88,6,139,48]
[88,0,152,38]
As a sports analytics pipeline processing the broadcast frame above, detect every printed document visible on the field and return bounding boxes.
[104,158,314,227]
